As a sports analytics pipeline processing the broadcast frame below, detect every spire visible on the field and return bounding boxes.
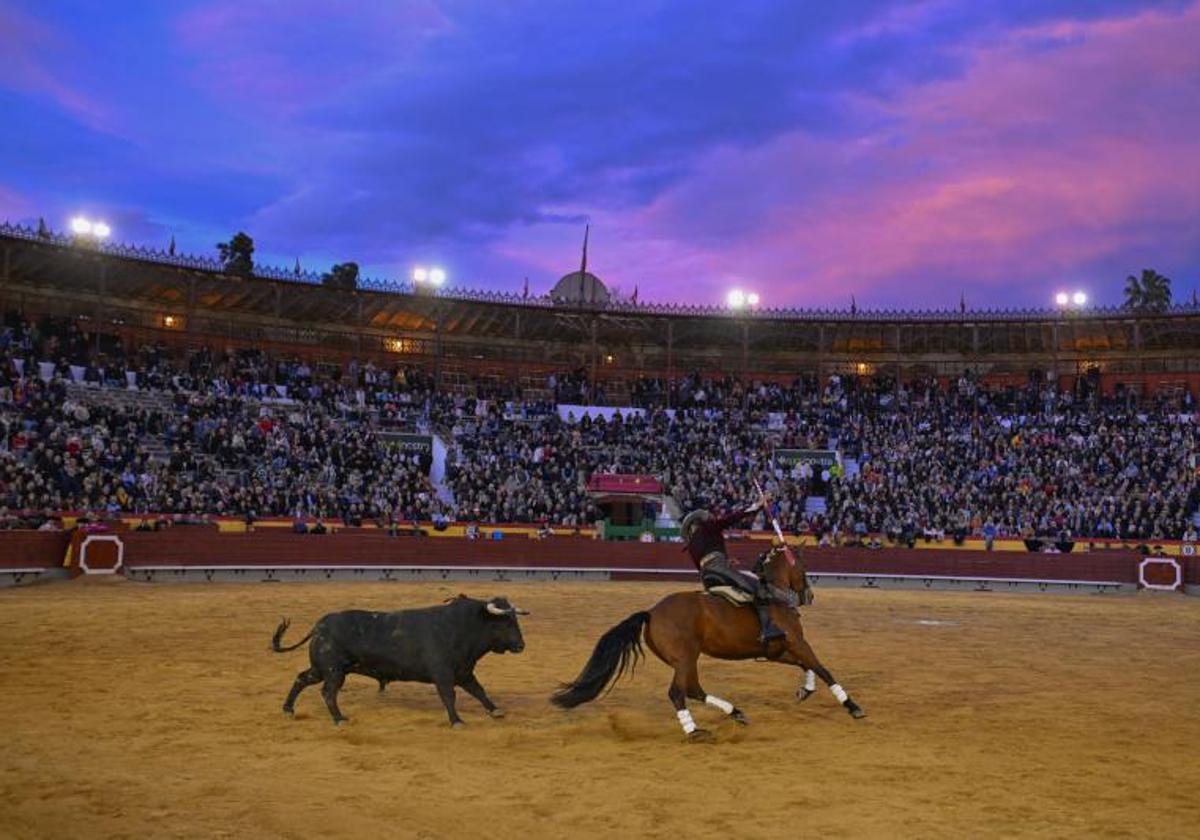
[960,290,966,313]
[850,293,857,316]
[580,223,589,277]
[581,223,593,303]
[631,284,638,304]
[169,234,176,256]
[522,277,529,299]
[293,258,302,276]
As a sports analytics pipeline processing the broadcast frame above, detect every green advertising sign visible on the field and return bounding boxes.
[381,432,433,454]
[774,448,838,468]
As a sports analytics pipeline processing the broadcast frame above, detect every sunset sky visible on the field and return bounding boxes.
[2,1,1198,309]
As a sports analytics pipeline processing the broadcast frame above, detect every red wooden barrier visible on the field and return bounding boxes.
[0,531,71,570]
[0,529,1157,587]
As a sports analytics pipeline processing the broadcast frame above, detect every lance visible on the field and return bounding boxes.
[753,478,796,566]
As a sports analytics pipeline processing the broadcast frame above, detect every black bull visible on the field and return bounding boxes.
[272,595,528,726]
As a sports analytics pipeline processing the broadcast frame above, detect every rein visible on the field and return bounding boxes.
[757,551,808,609]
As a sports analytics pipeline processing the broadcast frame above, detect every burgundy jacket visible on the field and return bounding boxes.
[683,506,757,571]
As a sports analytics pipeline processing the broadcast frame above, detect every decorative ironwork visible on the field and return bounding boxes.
[4,220,1199,323]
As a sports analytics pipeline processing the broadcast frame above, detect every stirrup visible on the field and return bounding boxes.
[759,625,786,643]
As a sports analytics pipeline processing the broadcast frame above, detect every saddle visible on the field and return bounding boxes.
[704,569,801,609]
[704,569,763,606]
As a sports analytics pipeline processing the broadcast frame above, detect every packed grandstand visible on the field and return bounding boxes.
[1,224,1198,544]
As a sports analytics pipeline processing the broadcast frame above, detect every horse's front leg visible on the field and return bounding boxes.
[797,669,817,702]
[782,638,865,719]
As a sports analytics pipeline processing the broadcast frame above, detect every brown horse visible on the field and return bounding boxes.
[551,547,865,740]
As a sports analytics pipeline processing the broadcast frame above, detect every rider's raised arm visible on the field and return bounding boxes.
[714,501,761,531]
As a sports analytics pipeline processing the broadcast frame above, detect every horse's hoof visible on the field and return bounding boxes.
[489,708,505,719]
[333,717,348,726]
[451,721,466,729]
[847,704,866,719]
[687,729,715,744]
[796,688,814,703]
[731,709,750,726]
[282,706,294,717]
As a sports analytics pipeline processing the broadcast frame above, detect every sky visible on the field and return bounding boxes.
[1,0,1198,310]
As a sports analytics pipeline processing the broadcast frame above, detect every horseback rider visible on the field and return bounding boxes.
[680,502,786,643]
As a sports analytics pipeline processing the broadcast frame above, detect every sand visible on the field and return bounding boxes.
[1,579,1197,839]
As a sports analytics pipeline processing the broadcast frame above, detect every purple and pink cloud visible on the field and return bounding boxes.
[1,0,1197,308]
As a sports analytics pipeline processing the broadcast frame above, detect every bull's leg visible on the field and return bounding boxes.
[283,667,322,716]
[377,679,388,693]
[320,670,349,725]
[459,673,504,719]
[782,638,865,719]
[434,678,465,728]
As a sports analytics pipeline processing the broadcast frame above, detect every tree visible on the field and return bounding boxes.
[322,262,359,291]
[1123,268,1172,311]
[217,232,255,278]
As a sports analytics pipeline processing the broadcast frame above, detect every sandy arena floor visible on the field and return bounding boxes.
[1,579,1198,839]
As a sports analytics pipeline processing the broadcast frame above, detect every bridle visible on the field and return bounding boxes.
[756,549,812,606]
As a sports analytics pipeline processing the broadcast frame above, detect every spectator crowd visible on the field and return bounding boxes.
[2,312,1197,542]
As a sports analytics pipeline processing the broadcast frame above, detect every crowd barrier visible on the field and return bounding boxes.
[2,527,1194,595]
[0,531,72,586]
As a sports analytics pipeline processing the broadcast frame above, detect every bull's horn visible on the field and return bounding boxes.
[514,607,530,616]
[486,602,508,616]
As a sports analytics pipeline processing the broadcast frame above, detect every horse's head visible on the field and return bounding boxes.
[754,540,814,606]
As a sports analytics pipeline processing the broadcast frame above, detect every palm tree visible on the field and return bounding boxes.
[1123,269,1172,311]
[1123,273,1143,309]
[1142,270,1172,311]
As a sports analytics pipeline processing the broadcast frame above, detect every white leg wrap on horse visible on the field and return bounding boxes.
[677,709,697,734]
[805,670,817,692]
[705,695,734,715]
[830,683,849,703]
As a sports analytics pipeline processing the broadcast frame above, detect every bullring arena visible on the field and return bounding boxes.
[3,225,1200,839]
[3,529,1199,838]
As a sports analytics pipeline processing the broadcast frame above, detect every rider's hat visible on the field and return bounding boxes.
[680,509,712,543]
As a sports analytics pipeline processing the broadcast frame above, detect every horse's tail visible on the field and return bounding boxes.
[551,611,649,708]
[271,618,313,653]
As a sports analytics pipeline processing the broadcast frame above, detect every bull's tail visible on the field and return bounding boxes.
[271,619,313,653]
[551,611,649,708]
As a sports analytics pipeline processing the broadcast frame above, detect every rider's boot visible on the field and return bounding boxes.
[755,602,786,644]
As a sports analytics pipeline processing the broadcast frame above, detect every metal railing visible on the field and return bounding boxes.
[6,221,1199,323]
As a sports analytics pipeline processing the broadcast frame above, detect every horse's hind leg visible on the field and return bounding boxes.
[684,673,749,725]
[651,637,714,743]
[783,638,866,719]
